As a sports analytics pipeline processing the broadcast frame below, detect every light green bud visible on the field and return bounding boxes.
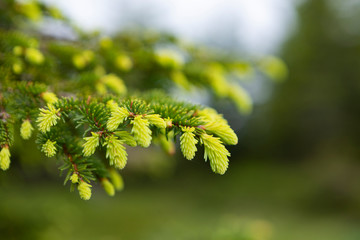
[41,139,57,157]
[20,119,34,140]
[101,178,115,196]
[70,173,79,183]
[78,181,92,200]
[131,116,152,148]
[13,46,23,56]
[109,169,124,191]
[25,48,44,65]
[36,104,60,133]
[0,146,11,171]
[180,127,198,160]
[115,55,133,71]
[200,133,230,175]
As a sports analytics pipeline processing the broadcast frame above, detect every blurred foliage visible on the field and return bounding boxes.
[0,0,287,112]
[2,160,360,240]
[246,0,360,160]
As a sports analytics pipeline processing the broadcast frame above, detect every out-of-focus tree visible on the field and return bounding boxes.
[246,0,360,159]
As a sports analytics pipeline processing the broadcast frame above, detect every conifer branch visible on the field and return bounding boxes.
[0,0,287,199]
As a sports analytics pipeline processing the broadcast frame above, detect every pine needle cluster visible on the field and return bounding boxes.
[0,0,286,199]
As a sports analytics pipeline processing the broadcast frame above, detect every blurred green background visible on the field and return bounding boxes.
[2,0,360,239]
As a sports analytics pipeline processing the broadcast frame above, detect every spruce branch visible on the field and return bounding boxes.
[0,0,287,200]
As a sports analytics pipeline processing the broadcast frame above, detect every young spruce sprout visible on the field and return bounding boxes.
[0,0,286,200]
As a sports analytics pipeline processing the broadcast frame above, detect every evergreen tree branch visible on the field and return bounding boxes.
[0,0,287,200]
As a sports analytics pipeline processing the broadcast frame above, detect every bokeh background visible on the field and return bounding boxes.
[1,0,360,239]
